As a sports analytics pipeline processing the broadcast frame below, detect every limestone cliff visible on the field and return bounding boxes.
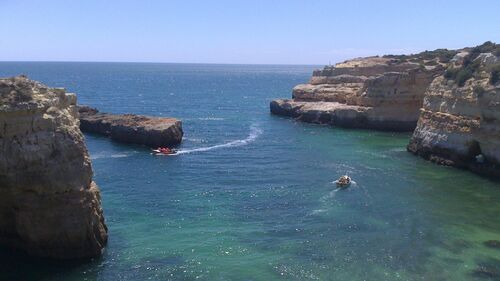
[0,76,108,258]
[78,106,183,148]
[408,42,500,177]
[271,51,452,131]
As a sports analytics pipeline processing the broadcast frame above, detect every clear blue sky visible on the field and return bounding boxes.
[1,0,499,64]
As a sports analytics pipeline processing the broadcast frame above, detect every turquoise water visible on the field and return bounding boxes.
[0,62,499,281]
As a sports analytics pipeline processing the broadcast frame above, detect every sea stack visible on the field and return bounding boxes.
[271,51,451,131]
[78,106,183,148]
[408,42,500,177]
[0,76,108,259]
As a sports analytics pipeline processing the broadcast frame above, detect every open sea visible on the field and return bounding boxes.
[0,62,499,281]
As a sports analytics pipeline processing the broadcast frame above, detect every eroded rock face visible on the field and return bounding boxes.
[271,55,445,131]
[270,99,415,131]
[408,50,500,178]
[78,106,183,148]
[0,76,107,259]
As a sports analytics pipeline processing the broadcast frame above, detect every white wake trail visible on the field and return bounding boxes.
[91,151,138,160]
[175,125,262,155]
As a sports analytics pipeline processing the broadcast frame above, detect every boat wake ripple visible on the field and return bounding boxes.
[175,125,262,155]
[91,151,138,160]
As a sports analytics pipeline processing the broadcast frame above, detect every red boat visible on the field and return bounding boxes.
[152,147,176,155]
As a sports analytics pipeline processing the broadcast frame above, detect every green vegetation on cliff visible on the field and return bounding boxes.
[383,48,457,64]
[382,42,499,87]
[490,65,500,84]
[443,41,500,86]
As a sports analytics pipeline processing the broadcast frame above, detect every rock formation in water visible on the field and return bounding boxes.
[78,106,183,148]
[0,76,108,259]
[408,42,500,178]
[271,50,454,131]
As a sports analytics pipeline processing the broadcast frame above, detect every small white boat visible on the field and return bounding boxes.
[335,175,351,188]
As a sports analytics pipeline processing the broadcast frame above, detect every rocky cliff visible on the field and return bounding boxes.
[271,51,453,131]
[408,42,500,177]
[0,76,108,258]
[78,106,183,148]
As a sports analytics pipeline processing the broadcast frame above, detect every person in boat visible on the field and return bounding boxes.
[337,175,351,186]
[155,147,173,154]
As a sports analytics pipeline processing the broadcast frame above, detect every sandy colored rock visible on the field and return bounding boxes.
[78,106,183,148]
[0,76,107,259]
[408,47,500,178]
[270,99,416,131]
[271,55,444,131]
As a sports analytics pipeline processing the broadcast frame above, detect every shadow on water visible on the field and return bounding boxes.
[0,247,100,281]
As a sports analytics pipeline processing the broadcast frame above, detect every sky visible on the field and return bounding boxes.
[1,0,499,65]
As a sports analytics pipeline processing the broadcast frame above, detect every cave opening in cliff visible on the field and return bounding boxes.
[468,140,483,162]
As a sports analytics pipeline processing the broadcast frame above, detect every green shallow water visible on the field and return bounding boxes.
[0,62,499,281]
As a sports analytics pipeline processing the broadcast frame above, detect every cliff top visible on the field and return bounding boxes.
[335,56,398,68]
[383,48,458,65]
[313,47,460,79]
[0,76,75,111]
[329,47,460,70]
[313,42,499,82]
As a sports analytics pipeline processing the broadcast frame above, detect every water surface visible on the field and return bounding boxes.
[0,62,499,281]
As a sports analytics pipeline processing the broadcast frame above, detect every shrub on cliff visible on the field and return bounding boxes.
[444,41,498,86]
[424,60,438,66]
[444,67,458,79]
[383,48,456,64]
[467,41,498,60]
[473,85,486,97]
[456,69,473,87]
[419,49,456,63]
[444,66,474,87]
[490,65,500,84]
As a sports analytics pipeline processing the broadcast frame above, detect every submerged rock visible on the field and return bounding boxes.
[484,240,500,249]
[0,76,107,259]
[78,106,183,148]
[271,54,446,131]
[408,43,500,178]
[473,269,500,279]
[473,262,500,279]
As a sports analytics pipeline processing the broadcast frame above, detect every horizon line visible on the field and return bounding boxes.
[0,60,323,67]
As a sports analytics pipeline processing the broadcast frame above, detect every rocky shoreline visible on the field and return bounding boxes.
[0,75,185,259]
[78,106,183,148]
[272,42,500,178]
[0,76,107,259]
[271,55,446,131]
[270,99,417,131]
[408,43,500,178]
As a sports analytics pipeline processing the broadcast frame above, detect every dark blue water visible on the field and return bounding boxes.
[0,62,499,281]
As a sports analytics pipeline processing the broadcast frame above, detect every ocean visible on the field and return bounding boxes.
[0,62,499,281]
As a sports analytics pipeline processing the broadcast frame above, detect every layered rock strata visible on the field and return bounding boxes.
[408,46,500,178]
[271,55,446,131]
[0,76,107,259]
[78,106,183,148]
